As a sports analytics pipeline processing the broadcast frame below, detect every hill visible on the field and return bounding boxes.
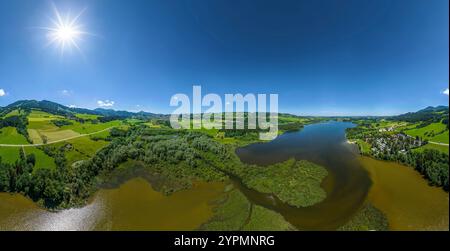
[0,100,164,120]
[389,105,449,126]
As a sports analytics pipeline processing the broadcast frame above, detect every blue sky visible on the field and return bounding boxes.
[0,0,448,116]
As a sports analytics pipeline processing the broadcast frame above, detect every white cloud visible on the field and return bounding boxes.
[0,89,6,97]
[443,88,449,96]
[97,100,115,107]
[68,105,77,108]
[61,89,73,96]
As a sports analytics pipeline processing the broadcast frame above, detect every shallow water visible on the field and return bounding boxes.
[360,156,449,230]
[0,179,224,231]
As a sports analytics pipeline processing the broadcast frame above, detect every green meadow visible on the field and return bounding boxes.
[0,147,20,163]
[25,147,57,170]
[405,122,448,143]
[414,143,449,155]
[61,120,122,134]
[3,109,23,118]
[54,136,110,165]
[0,127,29,144]
[75,113,101,120]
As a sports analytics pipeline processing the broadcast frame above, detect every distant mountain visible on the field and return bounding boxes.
[0,100,165,119]
[390,105,449,124]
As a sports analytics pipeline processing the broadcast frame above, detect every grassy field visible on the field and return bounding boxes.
[61,120,121,134]
[75,113,101,120]
[405,122,448,143]
[25,147,57,170]
[90,129,110,140]
[356,139,371,154]
[430,130,449,144]
[414,143,449,155]
[27,121,80,144]
[28,109,64,121]
[0,147,20,163]
[3,109,23,118]
[54,137,110,165]
[25,110,118,143]
[27,129,43,144]
[144,122,162,128]
[41,130,80,142]
[0,127,29,144]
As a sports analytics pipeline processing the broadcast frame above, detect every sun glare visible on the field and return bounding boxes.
[43,4,88,55]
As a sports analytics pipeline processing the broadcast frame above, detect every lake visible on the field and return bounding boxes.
[0,121,448,230]
[236,121,448,230]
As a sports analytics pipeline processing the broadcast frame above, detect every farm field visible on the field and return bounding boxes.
[28,109,64,121]
[0,147,20,163]
[27,119,80,144]
[75,113,101,120]
[24,110,120,144]
[61,120,122,134]
[0,127,29,144]
[430,130,449,144]
[405,122,448,143]
[27,110,64,143]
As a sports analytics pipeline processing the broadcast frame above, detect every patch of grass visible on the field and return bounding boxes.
[144,122,162,128]
[39,129,80,142]
[28,109,63,121]
[413,143,449,155]
[27,120,59,130]
[3,109,21,118]
[125,119,144,125]
[75,113,100,120]
[0,147,20,163]
[338,203,388,231]
[27,129,43,144]
[405,122,448,143]
[0,127,29,144]
[25,147,56,170]
[431,130,449,144]
[356,139,371,154]
[54,137,110,165]
[61,120,121,134]
[90,130,110,140]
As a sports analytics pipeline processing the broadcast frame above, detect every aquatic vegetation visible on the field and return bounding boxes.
[337,203,388,231]
[242,159,328,207]
[200,188,294,231]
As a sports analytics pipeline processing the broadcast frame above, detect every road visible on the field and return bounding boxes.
[428,141,449,146]
[0,127,114,147]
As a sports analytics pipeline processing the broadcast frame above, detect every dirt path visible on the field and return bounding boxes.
[428,141,449,146]
[0,127,114,147]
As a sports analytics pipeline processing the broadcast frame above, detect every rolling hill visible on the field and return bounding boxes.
[0,100,165,120]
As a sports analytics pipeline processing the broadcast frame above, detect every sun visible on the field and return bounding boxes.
[43,4,88,55]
